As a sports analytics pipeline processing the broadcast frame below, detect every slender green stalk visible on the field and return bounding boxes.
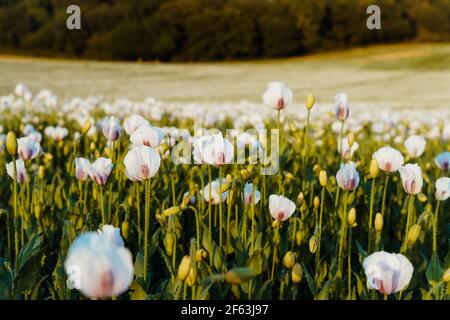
[433,200,440,254]
[206,166,212,266]
[381,175,389,217]
[219,166,223,247]
[368,178,376,253]
[401,195,414,254]
[99,186,105,225]
[250,181,256,254]
[348,227,352,299]
[12,157,19,259]
[338,120,344,163]
[316,186,325,274]
[338,190,349,274]
[303,109,311,164]
[144,178,151,282]
[271,224,279,281]
[136,182,141,246]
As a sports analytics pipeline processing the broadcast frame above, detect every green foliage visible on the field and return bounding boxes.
[0,0,449,61]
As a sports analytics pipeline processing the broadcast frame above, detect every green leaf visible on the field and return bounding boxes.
[317,280,332,300]
[247,250,262,275]
[301,264,316,297]
[426,253,442,283]
[130,281,148,300]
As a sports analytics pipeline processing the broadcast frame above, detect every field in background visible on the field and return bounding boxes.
[0,43,449,110]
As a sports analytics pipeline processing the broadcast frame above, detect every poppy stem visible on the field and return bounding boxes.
[338,190,348,275]
[136,182,141,246]
[208,166,212,267]
[381,175,389,217]
[368,177,376,253]
[144,178,151,282]
[316,186,325,276]
[433,200,440,254]
[100,186,105,225]
[401,195,414,254]
[219,166,223,248]
[303,109,311,164]
[12,156,19,260]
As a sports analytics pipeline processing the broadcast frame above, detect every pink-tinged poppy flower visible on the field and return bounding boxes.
[372,146,404,172]
[65,225,133,299]
[17,136,40,160]
[102,116,122,141]
[123,145,161,182]
[435,177,450,201]
[201,178,229,204]
[244,183,261,205]
[87,157,113,186]
[123,115,149,135]
[75,157,91,182]
[435,151,450,171]
[398,163,423,195]
[336,161,360,191]
[130,124,164,148]
[334,93,349,121]
[45,126,69,141]
[363,251,413,295]
[193,132,234,166]
[262,82,293,111]
[269,195,296,221]
[6,159,28,184]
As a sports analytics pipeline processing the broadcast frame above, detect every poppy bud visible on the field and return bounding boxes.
[186,267,197,287]
[240,169,251,180]
[196,249,207,262]
[163,206,181,217]
[121,221,129,239]
[348,208,356,226]
[291,263,303,283]
[164,233,175,256]
[156,213,167,224]
[6,131,17,156]
[297,192,304,206]
[370,159,379,179]
[34,204,41,219]
[313,164,321,174]
[283,251,296,269]
[224,268,257,285]
[226,174,232,183]
[313,196,320,210]
[443,267,450,283]
[309,235,318,253]
[177,256,191,282]
[81,120,92,135]
[306,93,315,110]
[417,193,427,203]
[375,213,383,233]
[38,166,45,179]
[89,142,96,152]
[295,230,303,245]
[407,224,421,245]
[220,182,231,193]
[319,170,327,187]
[284,171,294,182]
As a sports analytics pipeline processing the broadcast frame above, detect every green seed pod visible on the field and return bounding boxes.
[292,263,303,283]
[164,233,175,256]
[186,267,197,287]
[313,196,320,210]
[319,170,328,187]
[348,208,356,226]
[283,251,296,269]
[6,131,17,156]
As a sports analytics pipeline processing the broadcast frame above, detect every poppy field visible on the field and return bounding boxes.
[0,79,449,301]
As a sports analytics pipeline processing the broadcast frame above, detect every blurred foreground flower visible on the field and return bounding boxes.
[372,146,404,172]
[269,195,296,221]
[404,135,426,158]
[6,159,27,184]
[262,82,293,111]
[398,164,423,195]
[363,251,413,295]
[65,225,133,299]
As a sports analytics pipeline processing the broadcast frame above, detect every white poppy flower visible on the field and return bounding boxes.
[75,157,91,182]
[17,136,40,161]
[130,124,164,148]
[334,93,349,121]
[269,195,296,221]
[65,226,133,299]
[87,157,113,186]
[5,159,28,184]
[435,177,450,201]
[102,116,122,141]
[201,178,229,204]
[123,115,149,135]
[404,135,426,158]
[398,163,423,195]
[262,82,293,111]
[123,145,161,182]
[193,133,234,166]
[244,183,261,205]
[363,251,413,295]
[435,151,450,171]
[372,146,404,172]
[336,161,360,191]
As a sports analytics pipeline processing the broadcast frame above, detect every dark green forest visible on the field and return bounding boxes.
[0,0,449,61]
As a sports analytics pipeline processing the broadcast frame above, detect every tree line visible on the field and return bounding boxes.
[0,0,449,61]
